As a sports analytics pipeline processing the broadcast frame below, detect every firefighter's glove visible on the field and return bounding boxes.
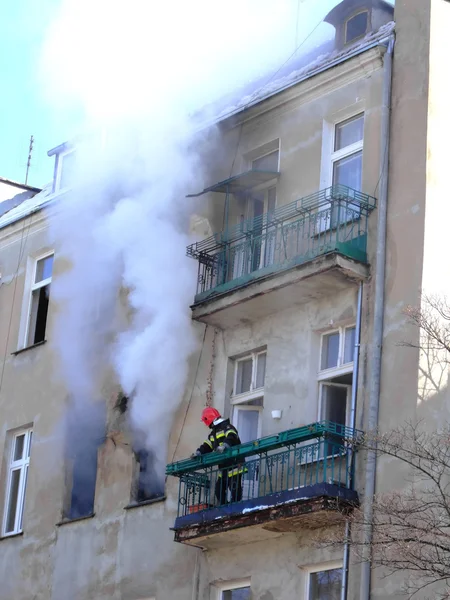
[217,443,230,454]
[190,450,201,459]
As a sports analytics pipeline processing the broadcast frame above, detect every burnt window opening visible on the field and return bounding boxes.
[345,11,369,44]
[66,445,99,520]
[64,402,105,521]
[27,254,53,347]
[134,449,165,503]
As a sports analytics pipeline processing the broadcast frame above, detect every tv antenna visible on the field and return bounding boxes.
[25,135,34,185]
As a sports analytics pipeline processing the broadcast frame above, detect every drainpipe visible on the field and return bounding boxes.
[341,281,363,600]
[359,34,395,600]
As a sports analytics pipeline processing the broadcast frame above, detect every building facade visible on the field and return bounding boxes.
[1,0,449,599]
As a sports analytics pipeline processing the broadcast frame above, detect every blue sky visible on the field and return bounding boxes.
[0,0,81,188]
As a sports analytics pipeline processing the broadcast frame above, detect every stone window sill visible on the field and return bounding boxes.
[12,340,47,355]
[124,496,166,510]
[56,513,95,526]
[0,531,24,541]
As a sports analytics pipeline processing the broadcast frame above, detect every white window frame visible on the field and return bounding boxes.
[54,149,76,194]
[318,326,355,380]
[232,350,267,402]
[214,579,252,600]
[304,561,343,599]
[319,111,365,231]
[330,114,364,184]
[2,428,33,536]
[20,251,54,349]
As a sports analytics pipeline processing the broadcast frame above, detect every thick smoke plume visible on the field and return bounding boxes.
[42,0,318,488]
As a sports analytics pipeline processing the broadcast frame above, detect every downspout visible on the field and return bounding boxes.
[341,281,363,600]
[359,34,395,600]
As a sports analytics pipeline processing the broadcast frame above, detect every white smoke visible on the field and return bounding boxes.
[41,0,335,485]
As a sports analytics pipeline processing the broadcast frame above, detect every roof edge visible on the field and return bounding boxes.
[0,176,41,193]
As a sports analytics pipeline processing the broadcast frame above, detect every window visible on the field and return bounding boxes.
[235,351,266,396]
[63,402,105,520]
[56,150,76,192]
[231,351,266,497]
[320,327,355,373]
[26,253,54,347]
[307,566,343,599]
[3,428,33,536]
[65,444,99,520]
[345,11,369,44]
[134,449,165,502]
[318,327,355,442]
[251,149,279,172]
[332,114,364,192]
[217,581,251,600]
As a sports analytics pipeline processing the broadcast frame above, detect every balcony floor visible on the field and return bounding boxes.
[191,252,369,329]
[172,483,358,549]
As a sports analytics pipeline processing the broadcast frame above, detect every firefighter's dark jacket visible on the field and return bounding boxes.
[196,418,241,469]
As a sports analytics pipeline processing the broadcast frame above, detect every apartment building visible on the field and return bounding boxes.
[1,0,449,599]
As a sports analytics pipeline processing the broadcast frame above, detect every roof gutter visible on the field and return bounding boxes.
[359,33,395,600]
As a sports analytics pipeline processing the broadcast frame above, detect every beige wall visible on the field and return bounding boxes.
[1,16,439,599]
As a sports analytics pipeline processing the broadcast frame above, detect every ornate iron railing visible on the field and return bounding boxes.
[167,421,361,518]
[187,185,376,300]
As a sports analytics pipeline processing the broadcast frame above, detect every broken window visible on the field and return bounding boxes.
[63,402,105,520]
[27,254,54,347]
[134,449,165,503]
[2,428,33,536]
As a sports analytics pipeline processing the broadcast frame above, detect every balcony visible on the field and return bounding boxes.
[166,422,360,549]
[187,184,376,327]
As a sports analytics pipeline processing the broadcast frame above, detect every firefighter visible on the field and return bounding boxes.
[191,407,246,504]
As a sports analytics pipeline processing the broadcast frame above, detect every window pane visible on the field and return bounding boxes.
[335,116,364,151]
[236,409,260,444]
[223,587,251,600]
[35,255,54,283]
[252,150,279,172]
[5,469,21,533]
[236,359,253,394]
[321,333,340,370]
[309,568,342,600]
[28,285,50,346]
[346,11,368,44]
[333,151,362,191]
[14,435,25,461]
[344,327,356,364]
[18,465,29,530]
[255,353,266,388]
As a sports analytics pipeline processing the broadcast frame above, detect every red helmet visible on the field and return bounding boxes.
[201,407,221,427]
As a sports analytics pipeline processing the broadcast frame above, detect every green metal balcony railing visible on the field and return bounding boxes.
[187,185,376,300]
[167,421,361,520]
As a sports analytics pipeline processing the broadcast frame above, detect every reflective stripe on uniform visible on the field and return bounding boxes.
[216,431,226,439]
[225,429,237,438]
[218,465,248,477]
[204,438,213,449]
